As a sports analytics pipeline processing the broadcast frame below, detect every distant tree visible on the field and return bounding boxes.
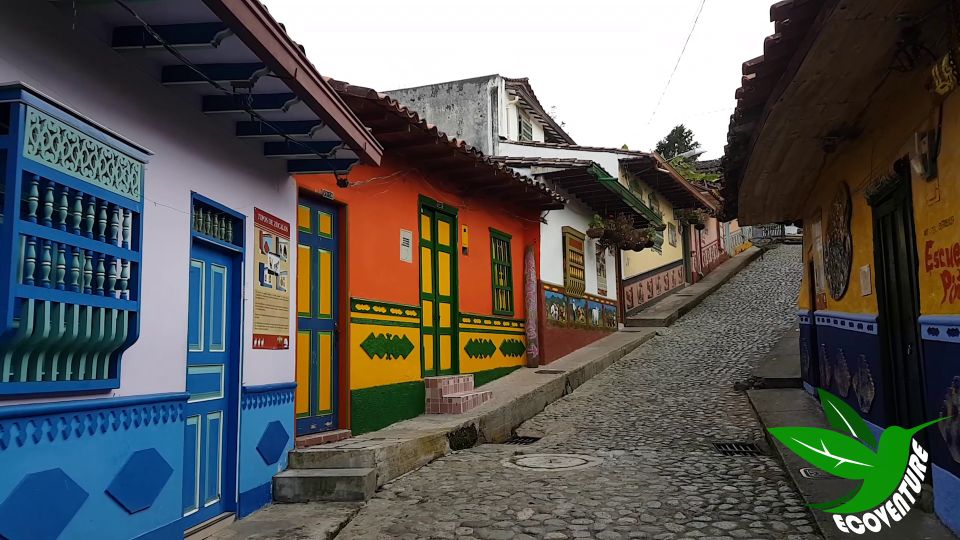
[621,144,630,150]
[655,124,700,160]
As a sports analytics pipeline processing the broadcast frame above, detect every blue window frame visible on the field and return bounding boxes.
[0,85,149,396]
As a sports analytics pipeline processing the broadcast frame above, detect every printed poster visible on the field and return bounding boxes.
[253,208,291,350]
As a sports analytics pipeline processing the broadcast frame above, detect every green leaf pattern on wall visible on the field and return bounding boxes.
[499,339,526,358]
[360,333,415,360]
[464,339,497,359]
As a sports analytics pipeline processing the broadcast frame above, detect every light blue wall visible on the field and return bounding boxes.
[237,383,295,518]
[0,393,187,540]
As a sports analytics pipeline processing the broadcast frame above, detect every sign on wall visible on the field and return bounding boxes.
[253,208,291,350]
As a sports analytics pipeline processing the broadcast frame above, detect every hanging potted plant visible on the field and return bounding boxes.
[676,208,709,230]
[586,214,606,239]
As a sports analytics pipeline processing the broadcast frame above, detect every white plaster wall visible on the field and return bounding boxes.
[0,3,297,402]
[539,200,617,302]
[500,143,625,182]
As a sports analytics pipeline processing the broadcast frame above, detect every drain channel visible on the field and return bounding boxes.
[712,442,764,456]
[502,435,541,445]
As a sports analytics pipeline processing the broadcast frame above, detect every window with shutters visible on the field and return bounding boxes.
[490,229,514,316]
[0,86,147,396]
[562,227,586,297]
[518,112,533,142]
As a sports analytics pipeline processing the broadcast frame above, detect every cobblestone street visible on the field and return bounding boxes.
[337,245,816,540]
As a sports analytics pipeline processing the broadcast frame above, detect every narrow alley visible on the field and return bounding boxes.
[337,245,812,540]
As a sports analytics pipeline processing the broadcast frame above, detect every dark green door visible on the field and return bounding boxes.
[419,201,457,376]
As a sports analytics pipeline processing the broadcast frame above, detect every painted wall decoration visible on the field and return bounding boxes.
[568,297,588,325]
[824,183,853,300]
[622,261,685,313]
[458,313,527,374]
[542,283,616,330]
[524,246,540,364]
[545,288,568,324]
[253,208,291,349]
[940,377,960,464]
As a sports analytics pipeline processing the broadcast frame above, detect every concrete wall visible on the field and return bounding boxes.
[0,2,297,404]
[389,76,499,155]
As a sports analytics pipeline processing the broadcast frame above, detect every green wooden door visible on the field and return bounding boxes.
[419,202,458,376]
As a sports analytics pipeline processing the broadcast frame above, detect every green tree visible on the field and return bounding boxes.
[655,124,700,160]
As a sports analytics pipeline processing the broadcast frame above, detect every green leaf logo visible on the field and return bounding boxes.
[767,388,948,514]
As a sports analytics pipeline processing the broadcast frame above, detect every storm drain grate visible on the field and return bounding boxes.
[503,436,542,445]
[712,442,764,456]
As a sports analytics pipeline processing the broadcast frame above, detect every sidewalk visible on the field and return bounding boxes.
[626,246,763,327]
[747,332,956,539]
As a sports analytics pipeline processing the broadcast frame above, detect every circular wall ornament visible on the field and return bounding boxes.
[824,183,853,300]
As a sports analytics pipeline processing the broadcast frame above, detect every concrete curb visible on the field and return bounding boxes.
[626,246,763,327]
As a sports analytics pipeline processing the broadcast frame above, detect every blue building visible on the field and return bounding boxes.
[0,1,382,538]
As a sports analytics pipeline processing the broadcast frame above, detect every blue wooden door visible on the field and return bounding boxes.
[295,198,339,436]
[182,242,238,527]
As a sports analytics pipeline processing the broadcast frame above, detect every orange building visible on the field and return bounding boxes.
[294,81,564,435]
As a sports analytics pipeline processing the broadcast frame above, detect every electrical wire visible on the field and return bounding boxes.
[112,0,347,176]
[647,0,708,125]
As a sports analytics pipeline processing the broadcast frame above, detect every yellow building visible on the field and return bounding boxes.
[722,1,960,534]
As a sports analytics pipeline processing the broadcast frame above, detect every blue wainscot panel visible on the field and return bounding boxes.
[0,393,187,540]
[933,465,960,537]
[797,310,817,396]
[237,383,295,518]
[919,316,960,493]
[813,311,889,428]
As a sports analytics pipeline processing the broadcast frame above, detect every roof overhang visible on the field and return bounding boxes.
[620,154,718,212]
[722,0,948,224]
[504,77,576,145]
[54,0,383,174]
[531,163,658,227]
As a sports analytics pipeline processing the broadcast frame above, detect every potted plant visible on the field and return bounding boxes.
[586,214,606,239]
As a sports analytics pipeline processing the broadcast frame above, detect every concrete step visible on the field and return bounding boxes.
[273,468,377,502]
[427,390,492,414]
[295,428,351,449]
[287,446,378,470]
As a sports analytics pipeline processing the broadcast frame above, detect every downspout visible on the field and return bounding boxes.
[616,247,625,325]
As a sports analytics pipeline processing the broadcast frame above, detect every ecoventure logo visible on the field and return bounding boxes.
[768,389,947,535]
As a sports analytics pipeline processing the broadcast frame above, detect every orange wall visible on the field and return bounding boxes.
[296,156,540,318]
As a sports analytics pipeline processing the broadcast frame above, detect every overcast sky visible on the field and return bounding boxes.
[261,0,774,159]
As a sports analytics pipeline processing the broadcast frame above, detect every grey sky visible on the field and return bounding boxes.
[262,0,775,159]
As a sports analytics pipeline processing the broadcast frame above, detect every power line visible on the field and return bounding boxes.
[646,0,708,125]
[112,0,347,176]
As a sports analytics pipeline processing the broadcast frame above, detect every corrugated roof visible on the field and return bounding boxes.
[326,79,566,210]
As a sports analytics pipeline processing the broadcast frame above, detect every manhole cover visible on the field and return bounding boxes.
[800,467,835,479]
[502,454,603,471]
[712,442,764,456]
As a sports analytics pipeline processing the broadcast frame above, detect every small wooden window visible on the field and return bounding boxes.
[562,226,586,297]
[519,112,533,142]
[490,229,514,315]
[648,192,661,217]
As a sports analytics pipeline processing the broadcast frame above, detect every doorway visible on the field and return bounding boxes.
[295,197,340,436]
[419,197,458,377]
[182,240,241,528]
[870,161,927,430]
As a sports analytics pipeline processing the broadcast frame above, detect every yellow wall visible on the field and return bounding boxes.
[798,68,960,316]
[621,178,684,279]
[349,298,422,390]
[458,314,527,374]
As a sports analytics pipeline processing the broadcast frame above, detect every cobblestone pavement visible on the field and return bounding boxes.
[339,245,817,540]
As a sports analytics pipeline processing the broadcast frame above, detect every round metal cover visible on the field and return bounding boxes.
[502,453,603,471]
